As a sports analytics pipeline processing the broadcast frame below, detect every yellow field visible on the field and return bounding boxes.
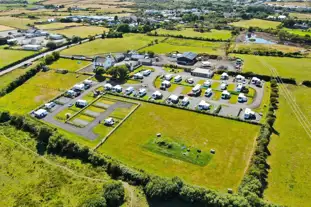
[0,16,35,29]
[36,22,83,30]
[55,26,109,38]
[0,25,14,31]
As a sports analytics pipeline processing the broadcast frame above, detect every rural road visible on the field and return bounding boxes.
[0,35,101,77]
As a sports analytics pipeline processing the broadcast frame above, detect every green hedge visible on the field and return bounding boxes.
[238,79,279,202]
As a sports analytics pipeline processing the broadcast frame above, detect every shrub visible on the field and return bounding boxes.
[144,176,180,200]
[103,181,125,207]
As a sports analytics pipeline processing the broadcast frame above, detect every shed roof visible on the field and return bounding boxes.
[192,68,213,75]
[181,52,197,60]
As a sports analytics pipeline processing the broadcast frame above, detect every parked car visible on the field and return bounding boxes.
[142,70,151,76]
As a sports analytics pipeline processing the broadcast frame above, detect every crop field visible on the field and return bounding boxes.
[289,12,311,20]
[154,28,232,40]
[282,28,311,37]
[49,58,91,72]
[97,99,259,191]
[141,38,226,55]
[0,24,14,31]
[0,16,35,29]
[1,46,36,69]
[0,71,88,114]
[36,22,83,30]
[231,43,304,54]
[62,34,165,56]
[229,19,281,29]
[232,54,311,82]
[264,85,311,207]
[0,125,109,207]
[55,26,109,38]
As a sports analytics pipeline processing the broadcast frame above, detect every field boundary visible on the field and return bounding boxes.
[93,100,140,150]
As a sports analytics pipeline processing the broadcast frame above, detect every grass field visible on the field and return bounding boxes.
[49,58,91,72]
[264,85,311,207]
[0,71,88,114]
[231,43,304,54]
[0,16,35,29]
[62,34,165,56]
[55,26,109,38]
[141,38,225,55]
[36,22,83,30]
[0,125,109,207]
[282,28,311,37]
[97,99,259,191]
[0,67,32,90]
[289,12,311,20]
[1,46,36,69]
[232,54,311,82]
[154,28,231,40]
[230,19,281,29]
[0,24,14,31]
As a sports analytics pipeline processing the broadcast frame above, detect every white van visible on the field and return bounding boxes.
[192,84,201,96]
[181,97,189,106]
[164,74,173,81]
[142,70,151,76]
[205,88,212,97]
[125,86,134,95]
[174,75,182,82]
[138,88,147,97]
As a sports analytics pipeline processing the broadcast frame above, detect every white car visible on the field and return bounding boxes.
[142,70,151,76]
[125,86,134,95]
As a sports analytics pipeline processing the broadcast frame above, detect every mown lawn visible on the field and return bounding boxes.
[0,125,109,207]
[229,18,281,29]
[264,85,311,207]
[0,71,88,114]
[141,38,225,55]
[154,28,231,40]
[97,100,259,191]
[55,26,109,38]
[62,34,166,56]
[1,46,36,69]
[232,54,311,82]
[49,58,91,72]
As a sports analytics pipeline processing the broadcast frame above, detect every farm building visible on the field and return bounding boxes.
[22,44,42,51]
[177,52,197,65]
[49,34,63,40]
[191,68,214,78]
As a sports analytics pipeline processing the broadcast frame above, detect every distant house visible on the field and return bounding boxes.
[177,52,197,65]
[93,55,116,70]
[294,23,309,30]
[191,68,214,78]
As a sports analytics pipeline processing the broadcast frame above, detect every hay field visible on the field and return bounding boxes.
[98,99,259,191]
[230,19,281,29]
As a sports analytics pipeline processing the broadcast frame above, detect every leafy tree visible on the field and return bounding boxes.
[80,195,106,207]
[71,36,81,43]
[144,176,179,200]
[107,65,129,81]
[44,54,55,65]
[103,181,124,207]
[52,52,60,61]
[46,41,57,50]
[116,24,130,33]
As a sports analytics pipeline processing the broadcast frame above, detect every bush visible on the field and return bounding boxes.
[144,176,180,200]
[103,181,125,207]
[80,195,106,207]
